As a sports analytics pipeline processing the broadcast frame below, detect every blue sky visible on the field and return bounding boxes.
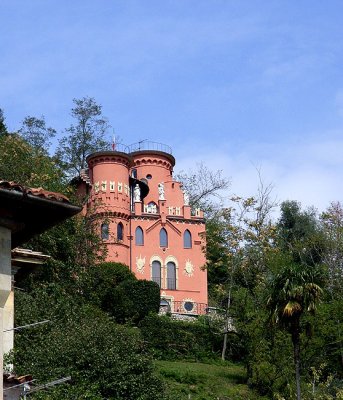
[1,1,343,212]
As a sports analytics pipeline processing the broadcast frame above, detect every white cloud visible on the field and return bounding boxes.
[176,132,343,214]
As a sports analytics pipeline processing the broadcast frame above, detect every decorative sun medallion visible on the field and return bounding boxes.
[136,255,146,274]
[184,259,194,277]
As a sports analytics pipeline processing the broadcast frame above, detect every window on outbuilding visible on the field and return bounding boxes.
[135,226,144,245]
[183,229,192,248]
[160,228,168,248]
[117,222,124,241]
[167,261,176,290]
[152,260,161,287]
[101,223,109,240]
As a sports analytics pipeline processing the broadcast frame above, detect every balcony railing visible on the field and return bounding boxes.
[159,300,208,316]
[127,140,172,155]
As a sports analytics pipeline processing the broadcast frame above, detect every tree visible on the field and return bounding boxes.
[319,202,343,370]
[267,256,323,400]
[56,97,110,176]
[175,162,230,217]
[15,289,166,400]
[219,193,277,360]
[320,201,343,295]
[0,108,8,135]
[0,133,65,192]
[19,115,56,152]
[278,201,325,267]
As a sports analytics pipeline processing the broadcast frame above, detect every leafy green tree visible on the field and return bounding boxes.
[19,115,56,152]
[321,201,343,295]
[106,279,160,324]
[319,202,343,373]
[207,180,277,361]
[15,288,166,400]
[78,262,160,324]
[267,255,323,400]
[0,133,65,192]
[278,201,325,266]
[0,108,8,135]
[56,97,110,177]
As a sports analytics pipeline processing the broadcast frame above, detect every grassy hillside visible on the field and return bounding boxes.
[155,360,267,400]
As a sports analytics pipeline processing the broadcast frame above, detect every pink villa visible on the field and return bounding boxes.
[77,141,208,315]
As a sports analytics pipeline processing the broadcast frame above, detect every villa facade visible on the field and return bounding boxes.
[77,142,208,314]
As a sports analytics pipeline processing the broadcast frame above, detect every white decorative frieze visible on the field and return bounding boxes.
[168,207,182,216]
[144,203,157,214]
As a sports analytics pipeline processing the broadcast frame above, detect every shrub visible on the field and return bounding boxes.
[15,291,166,400]
[139,313,222,360]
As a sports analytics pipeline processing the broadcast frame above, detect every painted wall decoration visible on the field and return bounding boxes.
[184,259,194,277]
[136,255,146,273]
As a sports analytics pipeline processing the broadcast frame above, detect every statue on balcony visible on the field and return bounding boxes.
[183,190,190,206]
[134,184,141,202]
[158,182,165,200]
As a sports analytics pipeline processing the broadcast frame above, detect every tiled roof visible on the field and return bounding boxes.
[0,181,70,203]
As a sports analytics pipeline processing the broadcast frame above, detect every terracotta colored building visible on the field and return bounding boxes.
[78,142,208,314]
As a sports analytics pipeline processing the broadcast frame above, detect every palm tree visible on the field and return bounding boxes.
[267,257,323,400]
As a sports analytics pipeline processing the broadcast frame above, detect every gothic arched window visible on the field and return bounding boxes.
[135,226,144,245]
[152,260,161,287]
[117,222,124,241]
[101,223,109,240]
[160,228,168,248]
[167,261,176,290]
[183,229,192,248]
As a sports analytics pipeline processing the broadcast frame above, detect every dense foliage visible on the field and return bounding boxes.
[207,196,343,399]
[139,313,222,361]
[2,104,343,399]
[15,284,164,400]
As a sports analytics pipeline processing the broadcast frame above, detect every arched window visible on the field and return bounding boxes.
[167,261,176,290]
[135,226,144,245]
[183,229,192,248]
[160,228,168,248]
[152,260,161,287]
[117,222,124,241]
[101,223,109,240]
[146,201,158,214]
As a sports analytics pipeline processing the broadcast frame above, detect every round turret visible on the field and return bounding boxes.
[86,151,133,264]
[130,150,175,206]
